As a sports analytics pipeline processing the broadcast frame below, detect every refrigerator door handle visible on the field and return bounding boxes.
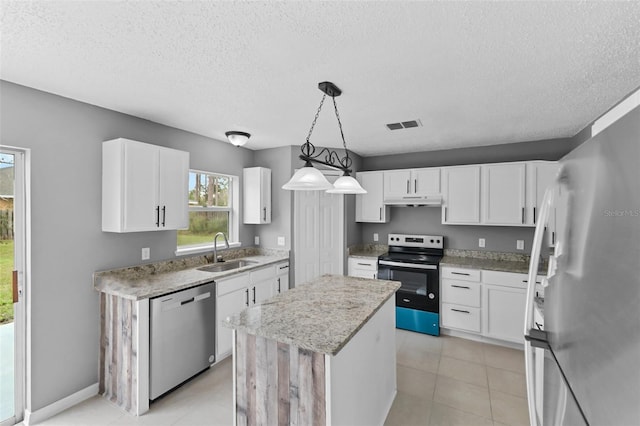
[524,183,557,426]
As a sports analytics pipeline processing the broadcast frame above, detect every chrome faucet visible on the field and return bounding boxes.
[212,232,230,263]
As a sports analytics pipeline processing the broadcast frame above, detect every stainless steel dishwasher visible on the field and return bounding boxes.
[150,282,215,400]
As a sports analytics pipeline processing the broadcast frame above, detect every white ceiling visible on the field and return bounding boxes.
[2,1,639,157]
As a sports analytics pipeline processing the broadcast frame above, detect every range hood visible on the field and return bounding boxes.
[383,195,442,207]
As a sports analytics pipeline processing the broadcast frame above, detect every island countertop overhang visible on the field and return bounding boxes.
[224,274,400,356]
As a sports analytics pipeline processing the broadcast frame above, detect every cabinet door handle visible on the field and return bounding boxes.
[451,272,470,276]
[444,206,447,222]
[277,278,281,293]
[451,308,470,314]
[552,231,555,245]
[451,285,470,289]
[379,207,382,221]
[155,206,160,227]
[162,205,166,227]
[245,289,249,306]
[263,207,266,222]
[252,287,256,304]
[414,179,417,193]
[406,180,410,194]
[357,262,372,266]
[533,207,536,224]
[522,207,525,224]
[279,265,289,270]
[523,280,542,284]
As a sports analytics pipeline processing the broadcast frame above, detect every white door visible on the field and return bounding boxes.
[413,168,441,196]
[294,172,344,287]
[356,171,386,222]
[0,146,27,425]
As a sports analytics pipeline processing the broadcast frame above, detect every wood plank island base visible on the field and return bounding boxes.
[225,274,401,426]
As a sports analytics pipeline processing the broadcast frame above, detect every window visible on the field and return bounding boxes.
[177,170,239,253]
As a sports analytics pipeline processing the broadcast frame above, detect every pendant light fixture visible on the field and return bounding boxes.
[225,131,251,147]
[282,82,367,194]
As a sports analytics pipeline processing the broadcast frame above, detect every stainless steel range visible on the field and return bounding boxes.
[377,233,443,336]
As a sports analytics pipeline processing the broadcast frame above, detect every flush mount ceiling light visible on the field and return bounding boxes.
[225,131,251,147]
[282,81,366,194]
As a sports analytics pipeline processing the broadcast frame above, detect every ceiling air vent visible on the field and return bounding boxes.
[386,119,422,130]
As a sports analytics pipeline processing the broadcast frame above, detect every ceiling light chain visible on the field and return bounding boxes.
[281,81,367,194]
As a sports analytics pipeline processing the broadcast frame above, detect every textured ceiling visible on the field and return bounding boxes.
[1,1,639,156]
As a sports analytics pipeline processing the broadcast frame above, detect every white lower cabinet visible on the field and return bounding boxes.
[440,266,481,333]
[441,267,542,344]
[274,262,290,295]
[215,261,289,360]
[215,273,250,360]
[481,284,526,343]
[347,256,378,279]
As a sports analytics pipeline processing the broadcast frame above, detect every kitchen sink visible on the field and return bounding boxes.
[197,259,259,273]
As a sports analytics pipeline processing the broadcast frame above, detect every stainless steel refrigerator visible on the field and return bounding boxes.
[524,104,640,425]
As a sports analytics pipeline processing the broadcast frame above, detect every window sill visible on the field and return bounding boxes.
[175,241,242,257]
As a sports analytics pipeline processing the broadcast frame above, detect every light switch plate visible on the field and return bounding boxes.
[254,236,260,245]
[277,236,285,246]
[373,233,379,242]
[478,238,485,248]
[141,247,150,260]
[517,240,525,250]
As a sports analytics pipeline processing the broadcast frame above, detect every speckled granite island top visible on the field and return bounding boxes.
[224,274,400,356]
[94,248,288,300]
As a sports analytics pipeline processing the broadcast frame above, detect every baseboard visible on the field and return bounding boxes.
[440,328,524,350]
[24,383,98,425]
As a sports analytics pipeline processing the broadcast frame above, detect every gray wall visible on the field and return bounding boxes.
[253,146,294,250]
[361,207,535,252]
[0,81,255,411]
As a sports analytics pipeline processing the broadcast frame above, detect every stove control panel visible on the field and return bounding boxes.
[388,233,443,249]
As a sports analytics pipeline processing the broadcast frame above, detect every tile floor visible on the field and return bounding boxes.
[26,330,529,426]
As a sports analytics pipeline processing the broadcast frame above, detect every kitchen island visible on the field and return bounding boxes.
[224,274,400,426]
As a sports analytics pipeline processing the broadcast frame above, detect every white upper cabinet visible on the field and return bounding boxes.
[384,168,440,200]
[442,165,481,224]
[243,167,271,224]
[481,163,526,225]
[102,138,189,232]
[356,171,389,223]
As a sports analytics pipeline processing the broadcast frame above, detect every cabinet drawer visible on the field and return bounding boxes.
[442,303,481,333]
[216,273,249,296]
[250,265,275,283]
[441,279,480,307]
[348,257,378,271]
[482,270,544,289]
[441,267,481,282]
[275,262,290,275]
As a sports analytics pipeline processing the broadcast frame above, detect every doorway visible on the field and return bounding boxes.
[293,171,344,286]
[0,147,27,426]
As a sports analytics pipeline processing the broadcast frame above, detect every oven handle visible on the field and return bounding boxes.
[378,260,437,270]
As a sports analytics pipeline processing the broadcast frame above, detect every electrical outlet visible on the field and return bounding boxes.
[277,236,285,246]
[141,247,150,260]
[478,238,485,248]
[254,236,260,245]
[373,233,379,242]
[517,240,525,250]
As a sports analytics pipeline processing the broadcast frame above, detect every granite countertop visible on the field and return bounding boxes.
[348,244,388,259]
[224,274,400,356]
[441,249,547,274]
[94,248,289,301]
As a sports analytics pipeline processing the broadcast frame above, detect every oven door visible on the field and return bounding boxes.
[377,260,439,313]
